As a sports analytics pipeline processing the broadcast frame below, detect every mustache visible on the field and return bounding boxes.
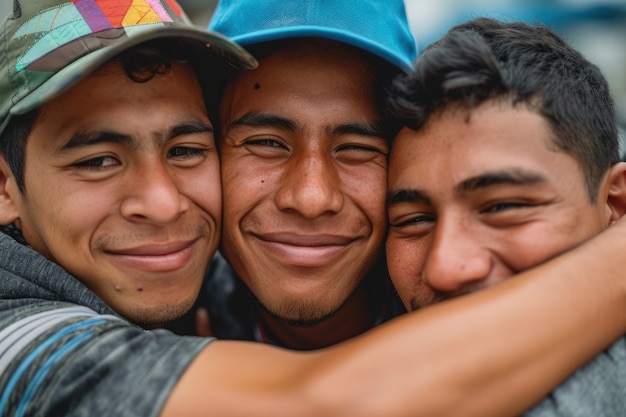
[92,224,213,249]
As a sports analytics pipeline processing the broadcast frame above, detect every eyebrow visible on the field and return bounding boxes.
[169,121,214,139]
[386,188,431,207]
[59,121,213,152]
[229,112,296,132]
[229,111,384,139]
[60,131,133,151]
[333,122,384,138]
[458,169,546,194]
[386,169,546,208]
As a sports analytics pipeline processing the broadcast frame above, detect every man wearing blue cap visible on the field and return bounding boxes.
[2,1,626,416]
[194,0,418,350]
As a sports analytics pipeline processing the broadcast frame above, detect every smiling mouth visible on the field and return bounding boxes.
[252,233,357,268]
[106,239,199,273]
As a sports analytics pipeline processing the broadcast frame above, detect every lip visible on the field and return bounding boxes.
[106,239,198,272]
[252,232,357,268]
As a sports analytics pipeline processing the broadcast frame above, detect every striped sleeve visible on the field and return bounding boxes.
[0,302,212,417]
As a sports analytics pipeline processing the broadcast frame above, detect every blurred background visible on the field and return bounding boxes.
[178,0,626,155]
[402,0,626,155]
[1,0,624,154]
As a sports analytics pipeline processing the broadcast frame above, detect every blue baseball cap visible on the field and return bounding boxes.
[208,0,417,71]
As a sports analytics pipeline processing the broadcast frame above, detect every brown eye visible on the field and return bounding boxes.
[75,156,119,169]
[245,139,285,148]
[168,147,205,159]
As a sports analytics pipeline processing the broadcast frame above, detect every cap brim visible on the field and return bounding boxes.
[232,26,412,71]
[11,26,257,116]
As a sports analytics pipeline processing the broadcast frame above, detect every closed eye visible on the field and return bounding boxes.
[481,201,532,213]
[335,142,388,165]
[73,155,120,170]
[168,146,207,159]
[390,214,435,228]
[245,138,286,149]
[338,143,386,154]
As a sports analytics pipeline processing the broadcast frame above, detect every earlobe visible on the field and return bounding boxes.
[604,162,626,225]
[0,157,20,226]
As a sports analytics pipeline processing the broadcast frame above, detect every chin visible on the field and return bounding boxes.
[258,294,345,327]
[128,301,195,327]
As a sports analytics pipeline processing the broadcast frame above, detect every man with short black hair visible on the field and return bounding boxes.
[386,17,626,415]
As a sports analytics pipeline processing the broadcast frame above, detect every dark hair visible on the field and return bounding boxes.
[0,38,229,193]
[386,17,620,201]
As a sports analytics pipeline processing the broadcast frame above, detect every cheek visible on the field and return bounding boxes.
[183,158,222,219]
[386,237,429,302]
[221,174,266,224]
[343,168,387,223]
[33,177,106,231]
[21,185,108,262]
[497,220,600,272]
[221,158,277,212]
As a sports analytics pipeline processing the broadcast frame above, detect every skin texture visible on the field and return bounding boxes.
[0,60,221,325]
[387,101,626,311]
[1,48,626,417]
[164,219,626,417]
[218,40,387,347]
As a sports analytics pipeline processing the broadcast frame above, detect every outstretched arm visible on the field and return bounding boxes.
[163,217,626,417]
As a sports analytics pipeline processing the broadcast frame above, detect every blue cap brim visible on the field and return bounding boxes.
[232,26,413,71]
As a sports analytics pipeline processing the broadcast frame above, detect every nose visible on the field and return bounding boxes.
[120,161,189,224]
[422,216,491,294]
[275,150,344,218]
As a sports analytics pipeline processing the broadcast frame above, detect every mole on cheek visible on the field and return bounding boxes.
[254,82,261,90]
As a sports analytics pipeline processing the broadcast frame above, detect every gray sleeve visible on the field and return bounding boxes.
[0,302,213,417]
[523,337,626,417]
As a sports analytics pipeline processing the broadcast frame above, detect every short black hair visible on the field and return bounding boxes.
[386,17,620,201]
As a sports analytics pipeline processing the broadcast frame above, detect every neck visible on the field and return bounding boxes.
[256,284,378,350]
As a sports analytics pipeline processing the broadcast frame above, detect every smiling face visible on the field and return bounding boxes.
[0,60,221,325]
[219,40,388,323]
[386,102,615,311]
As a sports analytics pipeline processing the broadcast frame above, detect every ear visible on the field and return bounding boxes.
[0,156,21,226]
[604,162,626,225]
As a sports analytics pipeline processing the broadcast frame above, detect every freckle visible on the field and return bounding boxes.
[136,285,143,292]
[261,180,265,183]
[254,82,261,90]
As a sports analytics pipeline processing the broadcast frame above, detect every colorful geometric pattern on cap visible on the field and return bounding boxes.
[12,0,183,72]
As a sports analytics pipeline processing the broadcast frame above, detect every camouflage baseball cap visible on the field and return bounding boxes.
[0,0,257,135]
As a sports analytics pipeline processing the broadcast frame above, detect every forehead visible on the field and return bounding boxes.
[220,40,379,123]
[389,102,582,189]
[29,59,207,149]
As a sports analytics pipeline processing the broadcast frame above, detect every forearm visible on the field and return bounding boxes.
[307,219,626,417]
[163,220,626,417]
